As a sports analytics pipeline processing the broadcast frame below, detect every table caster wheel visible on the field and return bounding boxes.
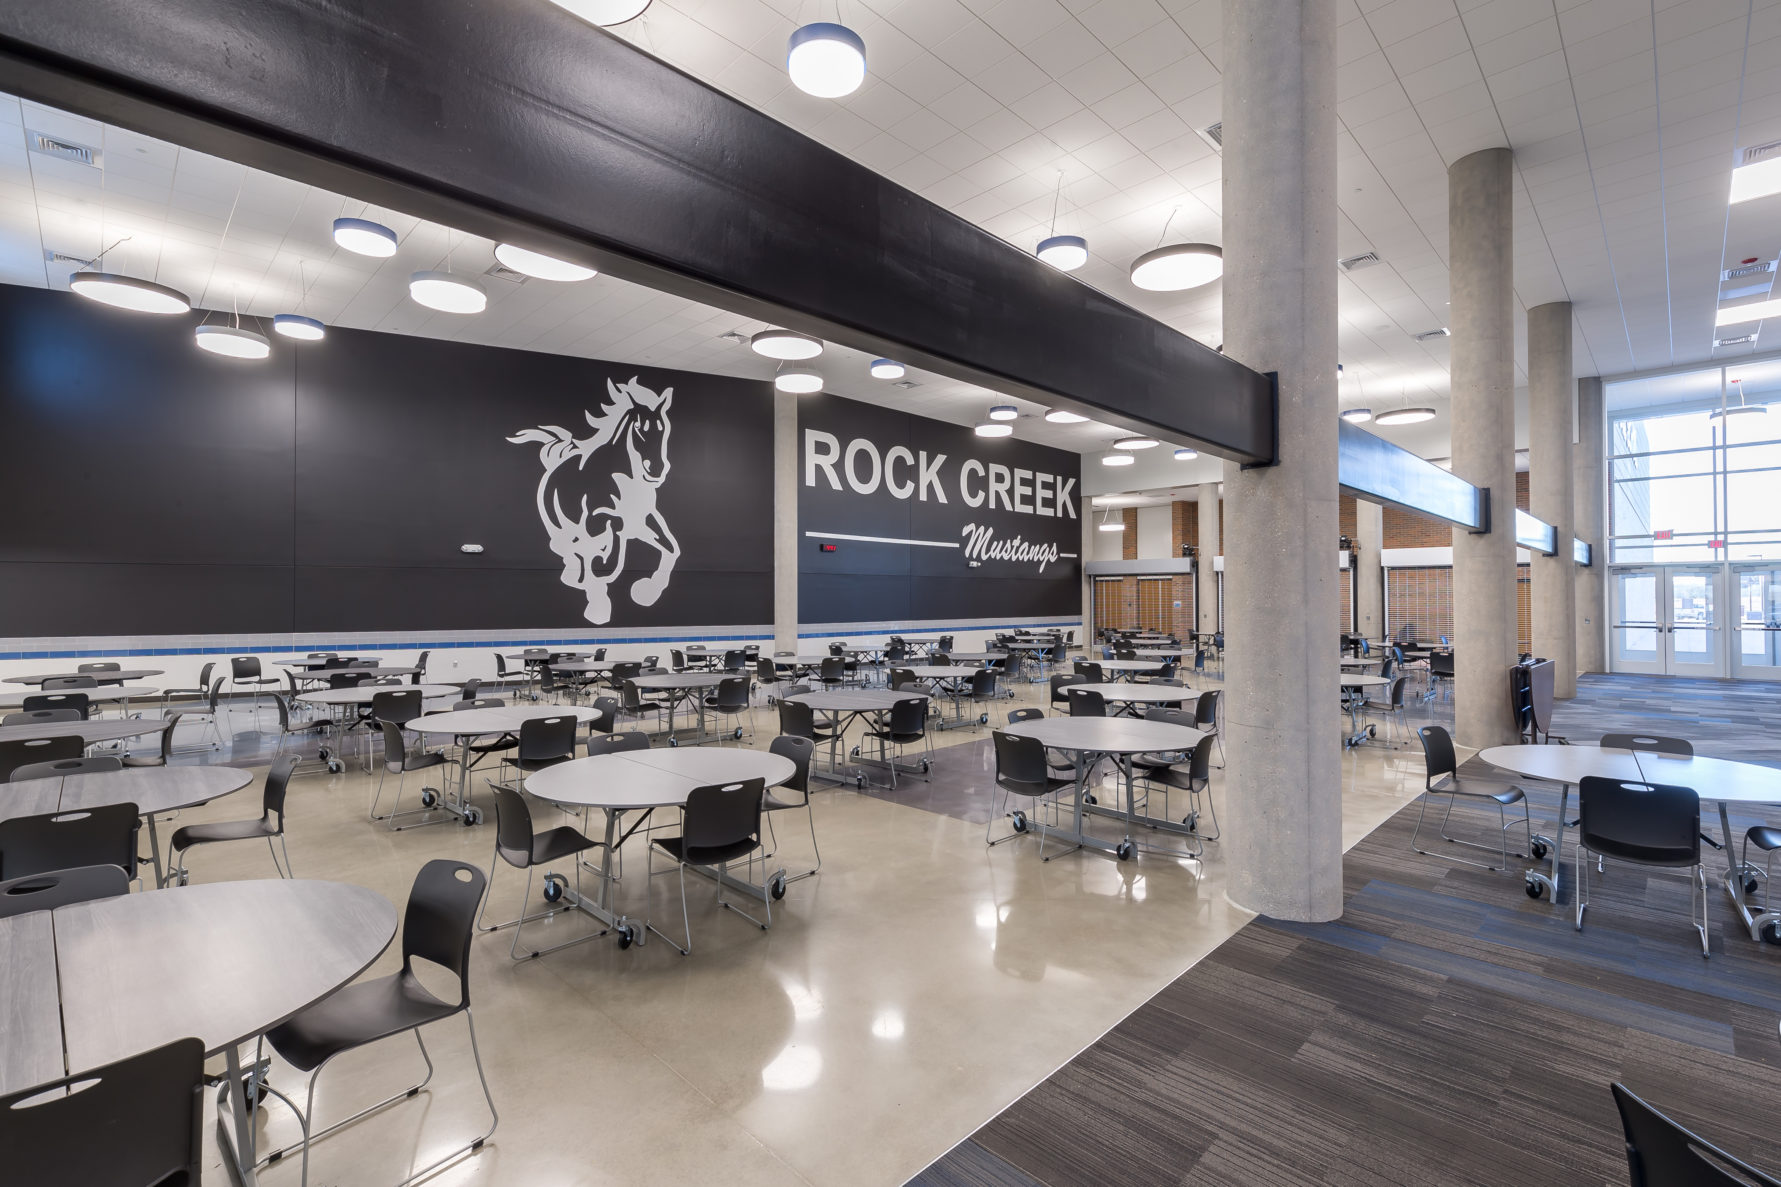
[1116,840,1136,861]
[1762,922,1781,945]
[668,736,679,747]
[463,806,484,826]
[1084,793,1098,805]
[1525,878,1544,899]
[420,789,438,809]
[771,874,787,900]
[1531,840,1549,860]
[1185,811,1200,832]
[854,775,867,789]
[542,875,565,903]
[734,727,744,739]
[617,923,636,949]
[850,746,860,759]
[1746,878,1762,897]
[1367,725,1377,738]
[327,760,344,774]
[920,758,931,773]
[979,713,990,725]
[1011,811,1028,833]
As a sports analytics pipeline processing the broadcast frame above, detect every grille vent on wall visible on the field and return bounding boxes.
[42,249,95,267]
[1739,140,1781,166]
[27,132,101,168]
[1338,252,1380,272]
[1200,122,1222,148]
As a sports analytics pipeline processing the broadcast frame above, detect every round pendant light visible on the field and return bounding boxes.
[751,329,824,360]
[1101,453,1135,467]
[1129,243,1223,291]
[869,359,905,379]
[1711,376,1768,418]
[988,405,1018,421]
[1374,407,1435,426]
[332,217,399,258]
[409,270,487,314]
[1113,436,1159,450]
[69,271,191,315]
[974,422,1013,437]
[495,243,597,282]
[787,22,866,98]
[775,368,824,394]
[547,0,651,25]
[195,324,271,360]
[1044,409,1089,424]
[1339,407,1373,423]
[1097,517,1125,533]
[1174,447,1198,460]
[1036,234,1087,272]
[273,313,326,341]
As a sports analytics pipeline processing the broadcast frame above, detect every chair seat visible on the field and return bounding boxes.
[172,816,277,849]
[502,824,600,868]
[1748,826,1781,853]
[653,834,760,866]
[393,750,449,773]
[764,791,806,812]
[266,970,458,1073]
[998,776,1076,799]
[466,735,518,755]
[505,753,572,774]
[1434,776,1524,805]
[121,754,167,768]
[237,678,280,687]
[866,729,925,744]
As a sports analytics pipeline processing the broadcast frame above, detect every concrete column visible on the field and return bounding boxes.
[1220,0,1342,922]
[1355,499,1384,640]
[1196,483,1220,638]
[1528,301,1577,697]
[1574,376,1607,674]
[1448,147,1520,748]
[773,391,799,654]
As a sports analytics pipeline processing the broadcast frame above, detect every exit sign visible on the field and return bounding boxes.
[1710,538,1725,549]
[818,542,837,552]
[1652,529,1672,540]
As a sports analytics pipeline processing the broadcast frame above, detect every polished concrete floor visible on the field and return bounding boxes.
[153,669,1444,1186]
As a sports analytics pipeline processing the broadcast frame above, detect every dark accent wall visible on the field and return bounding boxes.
[0,284,773,635]
[798,395,1081,623]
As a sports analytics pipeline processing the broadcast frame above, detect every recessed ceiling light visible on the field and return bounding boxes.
[974,422,1013,437]
[1374,407,1435,426]
[989,405,1018,421]
[1174,447,1198,460]
[775,368,823,394]
[752,329,824,360]
[1129,243,1222,291]
[1340,407,1373,423]
[194,324,270,360]
[1730,148,1781,204]
[1045,409,1089,424]
[1101,454,1135,466]
[1036,234,1087,271]
[870,359,905,379]
[68,271,191,314]
[494,243,596,282]
[272,313,325,341]
[547,0,651,26]
[1717,298,1781,327]
[1113,436,1159,450]
[332,217,398,258]
[787,22,866,98]
[409,270,487,314]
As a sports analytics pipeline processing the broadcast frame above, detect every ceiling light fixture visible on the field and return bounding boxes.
[1730,144,1781,204]
[975,422,1013,437]
[989,405,1018,421]
[1097,509,1125,533]
[1374,407,1436,426]
[194,323,271,360]
[1035,171,1086,271]
[547,0,651,26]
[775,367,824,394]
[1339,407,1373,423]
[1711,374,1767,419]
[1716,297,1781,326]
[1174,447,1198,460]
[1113,436,1159,450]
[1101,453,1135,466]
[273,313,325,341]
[1129,207,1222,291]
[1044,409,1089,424]
[787,22,866,98]
[69,271,190,315]
[332,217,398,258]
[494,243,597,282]
[409,269,487,314]
[751,329,824,360]
[870,359,905,379]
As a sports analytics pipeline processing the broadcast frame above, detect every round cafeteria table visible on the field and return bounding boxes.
[784,688,931,786]
[0,684,158,710]
[545,660,615,673]
[1339,672,1391,749]
[1135,648,1194,659]
[1000,716,1208,859]
[0,715,173,747]
[4,668,164,686]
[1064,682,1194,713]
[523,747,798,947]
[1079,659,1164,678]
[288,665,423,681]
[0,878,396,1185]
[299,684,461,706]
[630,671,735,742]
[272,656,365,669]
[406,704,603,824]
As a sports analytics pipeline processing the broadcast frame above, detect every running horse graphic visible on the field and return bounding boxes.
[508,377,680,624]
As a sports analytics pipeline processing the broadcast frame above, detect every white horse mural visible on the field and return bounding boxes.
[508,377,680,624]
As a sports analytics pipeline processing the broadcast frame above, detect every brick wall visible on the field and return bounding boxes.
[1381,471,1530,549]
[1386,563,1534,650]
[1339,493,1356,541]
[1121,508,1137,560]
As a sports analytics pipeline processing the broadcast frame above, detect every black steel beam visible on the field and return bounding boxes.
[1337,420,1484,531]
[0,0,1276,464]
[1513,509,1558,556]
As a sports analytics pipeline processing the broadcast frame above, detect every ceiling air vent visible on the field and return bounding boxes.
[1740,140,1781,166]
[27,131,101,168]
[1413,328,1450,342]
[1200,122,1222,148]
[482,262,528,284]
[42,249,94,267]
[1723,259,1775,283]
[1716,333,1758,347]
[892,379,919,390]
[1338,252,1380,272]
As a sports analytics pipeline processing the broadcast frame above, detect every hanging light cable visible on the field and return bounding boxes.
[1129,206,1222,291]
[1036,172,1086,271]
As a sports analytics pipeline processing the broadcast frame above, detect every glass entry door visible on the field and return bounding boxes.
[1733,565,1781,677]
[1611,566,1727,676]
[1611,569,1664,673]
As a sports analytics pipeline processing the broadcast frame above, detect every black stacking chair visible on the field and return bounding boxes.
[1576,776,1709,956]
[411,650,430,684]
[9,755,123,782]
[0,802,140,882]
[21,692,89,719]
[1610,1081,1781,1186]
[723,648,748,673]
[123,709,197,769]
[228,655,280,716]
[161,662,216,714]
[1050,673,1085,711]
[1074,660,1104,683]
[169,754,297,884]
[755,657,785,705]
[1194,689,1224,767]
[864,697,931,787]
[40,675,97,690]
[587,730,650,757]
[258,860,498,1185]
[703,675,753,741]
[1366,675,1412,746]
[370,720,454,831]
[0,863,130,918]
[1411,725,1532,873]
[2,708,83,726]
[1133,718,1218,845]
[1602,732,1692,756]
[1007,707,1080,780]
[649,779,770,954]
[75,661,124,685]
[764,734,820,881]
[1067,687,1108,717]
[778,697,841,773]
[967,669,999,726]
[0,736,81,782]
[615,680,667,731]
[986,731,1076,857]
[478,786,607,960]
[0,1036,204,1187]
[889,667,921,693]
[270,691,334,760]
[818,656,847,691]
[500,714,578,792]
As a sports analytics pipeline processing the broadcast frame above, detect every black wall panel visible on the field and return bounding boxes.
[0,562,295,636]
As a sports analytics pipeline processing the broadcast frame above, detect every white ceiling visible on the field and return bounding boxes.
[1,0,1777,471]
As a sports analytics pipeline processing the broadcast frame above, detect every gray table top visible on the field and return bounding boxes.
[786,689,929,712]
[1066,682,1194,705]
[1002,716,1205,754]
[1480,744,1781,804]
[299,684,461,706]
[896,665,982,680]
[1339,656,1384,667]
[0,717,174,746]
[774,656,830,666]
[1078,659,1164,673]
[4,669,165,686]
[524,747,796,811]
[0,685,159,708]
[0,764,254,826]
[1340,674,1392,688]
[682,646,754,656]
[931,651,1007,663]
[504,652,593,661]
[292,666,423,680]
[273,656,366,668]
[407,704,601,737]
[544,660,616,673]
[631,672,733,691]
[1134,648,1193,658]
[0,911,62,1093]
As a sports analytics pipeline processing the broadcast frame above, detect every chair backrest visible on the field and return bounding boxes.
[1185,733,1216,785]
[42,676,97,690]
[1379,655,1397,680]
[328,671,371,689]
[1430,651,1455,678]
[492,785,536,864]
[0,863,131,918]
[938,635,955,651]
[400,859,487,1005]
[889,697,927,735]
[610,661,642,682]
[1194,689,1220,731]
[1050,673,1085,704]
[0,737,83,782]
[1611,1082,1781,1187]
[10,756,124,782]
[1048,642,1067,661]
[371,688,423,726]
[1008,707,1043,723]
[889,668,917,691]
[458,678,482,702]
[1074,660,1104,683]
[379,720,413,772]
[586,695,619,734]
[592,648,608,661]
[1417,725,1458,785]
[1601,733,1693,756]
[3,708,84,726]
[261,754,299,824]
[523,648,549,660]
[230,655,262,680]
[494,652,510,677]
[1389,675,1408,708]
[778,698,817,740]
[517,715,577,763]
[886,643,909,663]
[724,649,747,671]
[1068,688,1107,717]
[682,779,765,851]
[756,657,780,683]
[713,676,750,710]
[927,652,952,666]
[1143,707,1195,730]
[970,669,997,698]
[587,730,650,757]
[22,693,90,719]
[413,651,430,683]
[77,662,121,674]
[768,734,814,796]
[671,649,686,670]
[0,802,141,881]
[460,696,506,710]
[993,730,1052,789]
[1578,778,1700,866]
[820,657,845,683]
[0,1035,205,1187]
